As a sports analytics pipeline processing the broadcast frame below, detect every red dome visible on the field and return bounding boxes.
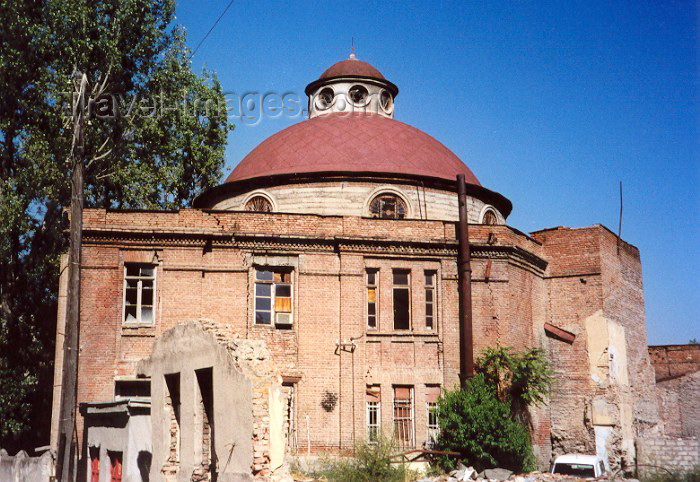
[320,58,385,80]
[225,113,480,185]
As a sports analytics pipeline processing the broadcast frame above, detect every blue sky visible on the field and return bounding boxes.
[176,0,698,344]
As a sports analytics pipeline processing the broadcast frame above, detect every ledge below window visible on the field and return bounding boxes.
[121,324,156,336]
[366,332,440,340]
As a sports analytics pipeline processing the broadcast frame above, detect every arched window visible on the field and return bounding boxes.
[370,194,406,219]
[482,209,499,225]
[245,195,272,212]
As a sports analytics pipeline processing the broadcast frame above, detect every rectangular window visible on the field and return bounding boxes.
[123,264,156,324]
[425,385,441,447]
[392,270,411,330]
[367,269,378,329]
[366,385,381,443]
[424,271,436,330]
[393,386,414,448]
[255,268,293,327]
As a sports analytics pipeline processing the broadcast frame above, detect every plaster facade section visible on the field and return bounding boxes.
[210,180,500,223]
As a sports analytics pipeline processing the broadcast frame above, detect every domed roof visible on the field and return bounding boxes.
[320,58,385,80]
[225,113,480,185]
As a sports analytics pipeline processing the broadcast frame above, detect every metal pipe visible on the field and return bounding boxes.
[456,174,474,385]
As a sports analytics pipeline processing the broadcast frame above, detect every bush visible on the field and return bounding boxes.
[433,374,536,473]
[315,435,416,481]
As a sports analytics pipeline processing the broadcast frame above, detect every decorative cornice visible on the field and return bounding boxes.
[82,229,548,274]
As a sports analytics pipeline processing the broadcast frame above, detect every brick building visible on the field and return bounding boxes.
[51,55,660,480]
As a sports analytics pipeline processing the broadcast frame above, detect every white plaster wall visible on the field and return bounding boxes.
[212,181,505,224]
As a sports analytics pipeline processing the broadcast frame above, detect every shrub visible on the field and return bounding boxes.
[433,374,537,473]
[318,435,416,481]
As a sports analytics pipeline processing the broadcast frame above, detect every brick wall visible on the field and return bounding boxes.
[64,209,653,471]
[637,436,699,474]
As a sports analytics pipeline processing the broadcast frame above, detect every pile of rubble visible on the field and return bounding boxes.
[417,463,639,481]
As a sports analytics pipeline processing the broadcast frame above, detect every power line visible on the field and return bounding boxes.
[189,0,235,59]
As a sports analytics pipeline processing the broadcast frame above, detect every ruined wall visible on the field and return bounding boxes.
[0,450,54,482]
[532,225,658,469]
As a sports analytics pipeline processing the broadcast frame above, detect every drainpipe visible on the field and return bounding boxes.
[457,174,474,385]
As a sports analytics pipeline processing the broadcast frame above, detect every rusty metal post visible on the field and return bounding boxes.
[456,174,474,385]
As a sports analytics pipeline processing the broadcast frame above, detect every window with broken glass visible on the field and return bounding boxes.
[367,269,379,329]
[123,264,156,324]
[393,269,411,330]
[255,268,293,327]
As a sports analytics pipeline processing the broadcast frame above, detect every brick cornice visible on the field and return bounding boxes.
[82,228,548,275]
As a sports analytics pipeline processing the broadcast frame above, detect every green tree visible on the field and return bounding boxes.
[434,374,537,472]
[0,0,233,450]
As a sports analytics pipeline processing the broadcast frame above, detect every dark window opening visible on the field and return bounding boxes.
[393,386,414,449]
[393,270,411,330]
[164,373,181,471]
[114,379,150,400]
[283,382,297,451]
[195,368,216,481]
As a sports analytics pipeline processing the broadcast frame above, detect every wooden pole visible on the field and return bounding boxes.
[456,174,474,385]
[56,72,87,481]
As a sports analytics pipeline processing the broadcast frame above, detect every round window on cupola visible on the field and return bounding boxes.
[315,87,334,110]
[348,85,369,106]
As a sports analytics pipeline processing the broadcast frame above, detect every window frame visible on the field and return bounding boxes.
[366,269,379,330]
[392,385,415,449]
[254,267,294,327]
[369,194,407,219]
[392,269,412,330]
[366,399,381,443]
[424,270,436,330]
[122,263,157,325]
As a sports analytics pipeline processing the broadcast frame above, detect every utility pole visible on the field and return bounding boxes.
[456,174,474,385]
[56,71,87,482]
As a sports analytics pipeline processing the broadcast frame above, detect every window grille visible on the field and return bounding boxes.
[366,385,381,442]
[370,194,406,219]
[393,386,414,449]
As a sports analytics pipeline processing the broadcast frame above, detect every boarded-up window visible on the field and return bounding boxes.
[393,270,411,330]
[367,269,378,329]
[123,264,156,324]
[393,386,414,448]
[255,268,293,327]
[366,385,381,442]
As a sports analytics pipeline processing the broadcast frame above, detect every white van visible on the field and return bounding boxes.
[551,454,607,478]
